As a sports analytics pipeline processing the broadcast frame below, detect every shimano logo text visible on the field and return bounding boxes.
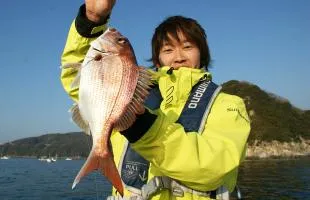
[188,82,209,109]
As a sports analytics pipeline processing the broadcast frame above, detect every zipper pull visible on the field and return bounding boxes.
[167,67,174,75]
[200,74,209,81]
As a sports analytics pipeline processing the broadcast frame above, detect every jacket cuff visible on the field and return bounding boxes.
[75,4,109,38]
[121,110,157,143]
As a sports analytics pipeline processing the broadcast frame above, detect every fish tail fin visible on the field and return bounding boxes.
[72,148,98,189]
[72,148,124,196]
[99,154,124,196]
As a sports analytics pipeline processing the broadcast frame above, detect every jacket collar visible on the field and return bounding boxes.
[156,66,211,86]
[156,66,212,110]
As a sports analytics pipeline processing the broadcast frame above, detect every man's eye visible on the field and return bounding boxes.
[184,45,192,49]
[163,48,172,52]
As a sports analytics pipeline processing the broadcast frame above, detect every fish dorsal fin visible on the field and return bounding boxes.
[114,67,154,131]
[69,104,91,135]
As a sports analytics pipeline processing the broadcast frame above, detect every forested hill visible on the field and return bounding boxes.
[0,132,92,158]
[1,80,309,157]
[222,80,310,143]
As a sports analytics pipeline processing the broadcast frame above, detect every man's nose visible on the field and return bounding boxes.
[174,49,186,63]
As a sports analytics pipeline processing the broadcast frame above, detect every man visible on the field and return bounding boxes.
[61,0,250,199]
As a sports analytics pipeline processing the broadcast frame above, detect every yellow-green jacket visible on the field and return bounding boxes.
[61,11,250,200]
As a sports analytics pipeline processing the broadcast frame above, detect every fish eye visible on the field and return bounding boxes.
[117,37,127,44]
[94,54,102,61]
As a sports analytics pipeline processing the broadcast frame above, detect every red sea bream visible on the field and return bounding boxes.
[64,28,153,196]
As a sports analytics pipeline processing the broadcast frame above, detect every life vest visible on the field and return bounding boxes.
[118,77,225,199]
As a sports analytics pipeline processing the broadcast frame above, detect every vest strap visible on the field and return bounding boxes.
[141,176,217,199]
[107,178,231,200]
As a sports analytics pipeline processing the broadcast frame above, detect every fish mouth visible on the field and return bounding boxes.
[90,38,115,57]
[92,44,121,57]
[92,47,111,56]
[83,47,113,67]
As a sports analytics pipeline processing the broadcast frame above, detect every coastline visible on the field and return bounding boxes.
[246,138,310,159]
[2,139,310,160]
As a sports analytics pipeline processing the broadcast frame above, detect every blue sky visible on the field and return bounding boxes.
[0,0,309,143]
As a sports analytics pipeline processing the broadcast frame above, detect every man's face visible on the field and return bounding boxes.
[157,31,201,69]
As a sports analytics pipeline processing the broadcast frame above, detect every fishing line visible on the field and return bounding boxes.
[83,50,112,67]
[85,133,100,200]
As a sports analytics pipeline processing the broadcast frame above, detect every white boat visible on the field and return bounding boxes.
[51,154,58,162]
[0,156,9,159]
[39,155,56,163]
[65,157,72,160]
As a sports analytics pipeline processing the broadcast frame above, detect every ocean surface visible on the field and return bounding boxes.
[0,157,309,200]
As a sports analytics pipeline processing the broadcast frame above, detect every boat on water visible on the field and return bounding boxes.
[39,155,57,163]
[0,156,10,159]
[65,157,72,160]
[47,158,56,163]
[40,157,56,163]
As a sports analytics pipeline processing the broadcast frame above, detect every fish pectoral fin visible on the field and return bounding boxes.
[61,62,82,69]
[61,62,82,88]
[70,70,81,89]
[69,104,91,135]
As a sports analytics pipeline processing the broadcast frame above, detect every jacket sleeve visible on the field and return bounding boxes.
[129,93,251,192]
[60,4,108,102]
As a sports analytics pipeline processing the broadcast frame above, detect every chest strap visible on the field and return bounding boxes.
[141,176,218,199]
[176,79,221,134]
[107,176,222,200]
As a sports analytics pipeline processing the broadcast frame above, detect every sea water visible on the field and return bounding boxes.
[0,157,309,200]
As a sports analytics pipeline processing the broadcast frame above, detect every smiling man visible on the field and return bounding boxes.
[60,1,251,199]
